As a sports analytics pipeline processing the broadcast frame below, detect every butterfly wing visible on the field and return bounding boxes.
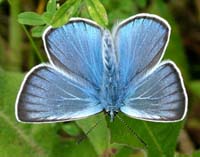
[114,14,187,121]
[113,14,170,88]
[15,64,103,123]
[43,18,104,88]
[120,61,187,122]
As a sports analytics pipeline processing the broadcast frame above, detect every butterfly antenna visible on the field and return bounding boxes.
[116,114,147,147]
[77,118,102,144]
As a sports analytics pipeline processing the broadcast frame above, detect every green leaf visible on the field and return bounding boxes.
[43,0,57,25]
[58,140,97,157]
[42,12,53,24]
[76,113,110,156]
[107,116,143,148]
[31,25,48,37]
[108,113,183,157]
[85,0,108,26]
[47,0,57,13]
[51,0,81,27]
[18,12,45,26]
[62,122,81,136]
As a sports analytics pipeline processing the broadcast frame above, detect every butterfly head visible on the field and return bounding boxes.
[109,110,116,122]
[105,106,119,122]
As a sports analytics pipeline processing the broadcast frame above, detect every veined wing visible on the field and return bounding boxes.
[15,64,103,123]
[120,61,187,122]
[43,18,104,88]
[113,14,170,88]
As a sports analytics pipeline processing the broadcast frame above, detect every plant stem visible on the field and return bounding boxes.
[21,25,44,62]
[9,0,22,71]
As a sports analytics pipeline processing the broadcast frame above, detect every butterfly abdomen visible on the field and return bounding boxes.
[100,30,121,119]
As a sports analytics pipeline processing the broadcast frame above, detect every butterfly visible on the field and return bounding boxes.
[15,13,187,123]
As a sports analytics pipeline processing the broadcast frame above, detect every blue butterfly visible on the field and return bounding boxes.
[15,13,187,123]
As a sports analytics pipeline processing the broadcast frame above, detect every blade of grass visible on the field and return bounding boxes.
[8,0,22,70]
[21,25,44,62]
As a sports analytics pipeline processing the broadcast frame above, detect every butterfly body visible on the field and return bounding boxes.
[100,29,124,121]
[15,13,187,123]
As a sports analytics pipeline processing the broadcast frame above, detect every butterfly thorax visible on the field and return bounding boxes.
[100,30,121,121]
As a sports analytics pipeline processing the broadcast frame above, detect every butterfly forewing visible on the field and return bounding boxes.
[113,14,170,88]
[43,19,104,88]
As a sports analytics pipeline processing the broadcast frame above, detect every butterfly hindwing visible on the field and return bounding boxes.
[120,61,187,122]
[16,64,103,122]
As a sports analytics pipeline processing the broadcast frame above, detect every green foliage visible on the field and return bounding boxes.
[76,113,110,155]
[101,0,137,28]
[135,0,147,8]
[8,0,22,71]
[46,0,57,13]
[108,114,183,157]
[17,0,108,37]
[85,0,108,26]
[18,12,46,25]
[21,25,44,62]
[31,25,48,38]
[62,122,81,137]
[50,0,81,27]
[193,150,200,157]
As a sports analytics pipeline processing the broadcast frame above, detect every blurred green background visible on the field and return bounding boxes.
[0,0,200,156]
